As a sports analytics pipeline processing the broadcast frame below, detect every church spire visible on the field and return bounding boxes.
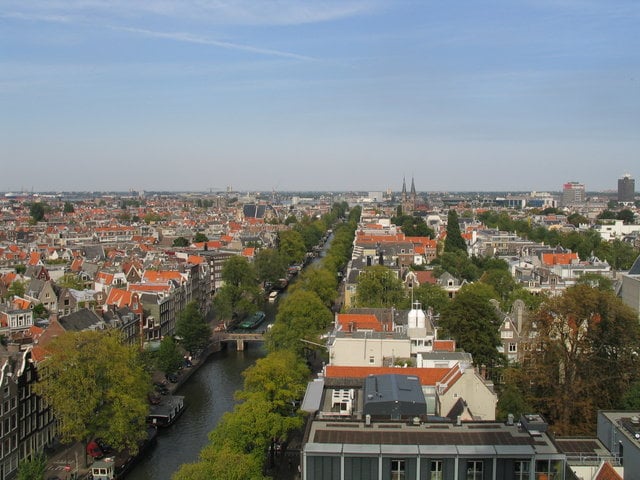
[410,176,416,198]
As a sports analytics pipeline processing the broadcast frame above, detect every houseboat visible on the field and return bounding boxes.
[88,426,157,479]
[268,291,279,303]
[238,311,266,329]
[146,395,185,427]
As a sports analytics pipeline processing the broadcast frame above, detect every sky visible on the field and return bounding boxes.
[1,1,639,193]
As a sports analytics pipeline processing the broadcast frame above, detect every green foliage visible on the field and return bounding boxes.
[595,239,639,269]
[289,267,338,307]
[480,269,517,303]
[254,248,288,285]
[444,210,467,254]
[33,330,150,457]
[355,265,405,308]
[194,232,209,243]
[17,451,47,480]
[617,209,635,224]
[213,256,260,321]
[391,214,434,238]
[521,285,640,435]
[173,236,190,247]
[238,350,310,416]
[63,201,75,214]
[176,301,212,354]
[57,273,85,290]
[156,336,185,375]
[29,202,46,222]
[174,443,265,480]
[433,250,480,282]
[144,212,163,223]
[222,256,257,288]
[412,283,449,314]
[278,230,307,265]
[440,283,504,369]
[496,369,532,422]
[621,381,640,410]
[7,280,26,299]
[575,273,614,291]
[15,264,26,274]
[32,303,48,318]
[567,212,588,227]
[266,289,333,356]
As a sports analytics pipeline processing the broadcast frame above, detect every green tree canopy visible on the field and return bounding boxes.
[391,214,435,238]
[175,301,212,354]
[440,283,504,370]
[29,202,46,222]
[289,267,338,307]
[412,283,449,314]
[193,232,209,243]
[33,330,150,464]
[57,273,85,290]
[266,289,333,356]
[63,201,75,214]
[521,285,640,434]
[172,236,190,247]
[355,265,406,308]
[278,230,307,265]
[6,280,26,299]
[156,336,185,375]
[432,250,480,282]
[254,248,288,285]
[444,209,467,254]
[17,451,46,480]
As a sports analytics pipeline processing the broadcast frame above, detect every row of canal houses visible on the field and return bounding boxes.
[0,192,337,479]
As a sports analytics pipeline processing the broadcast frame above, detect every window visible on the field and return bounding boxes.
[430,460,443,480]
[466,460,483,480]
[501,330,514,338]
[509,343,517,353]
[369,356,375,364]
[391,459,405,480]
[514,460,530,479]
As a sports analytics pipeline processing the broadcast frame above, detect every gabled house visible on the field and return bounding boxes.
[24,279,58,313]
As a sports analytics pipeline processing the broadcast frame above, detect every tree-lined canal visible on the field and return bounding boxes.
[126,343,266,479]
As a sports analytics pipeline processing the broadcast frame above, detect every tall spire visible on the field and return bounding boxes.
[410,177,416,197]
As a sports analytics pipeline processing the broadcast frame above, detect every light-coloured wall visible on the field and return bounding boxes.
[330,336,411,367]
[438,369,497,421]
[620,275,640,318]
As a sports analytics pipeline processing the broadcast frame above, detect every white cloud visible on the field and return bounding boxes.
[2,0,383,26]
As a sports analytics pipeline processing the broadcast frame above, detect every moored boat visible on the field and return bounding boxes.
[238,311,266,329]
[146,395,185,427]
[88,426,157,480]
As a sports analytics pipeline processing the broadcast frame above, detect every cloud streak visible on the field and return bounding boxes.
[111,25,314,60]
[2,0,382,26]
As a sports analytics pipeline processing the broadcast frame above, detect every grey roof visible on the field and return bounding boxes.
[302,379,325,413]
[629,255,640,276]
[59,308,104,331]
[363,374,426,418]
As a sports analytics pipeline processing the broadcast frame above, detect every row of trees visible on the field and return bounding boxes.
[173,205,360,479]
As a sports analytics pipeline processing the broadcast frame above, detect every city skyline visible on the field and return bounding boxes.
[2,1,639,192]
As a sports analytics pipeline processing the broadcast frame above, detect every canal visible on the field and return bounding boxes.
[127,232,333,479]
[126,343,267,479]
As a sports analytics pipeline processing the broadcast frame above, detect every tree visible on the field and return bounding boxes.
[278,230,306,265]
[193,232,209,243]
[29,202,46,222]
[213,256,261,322]
[174,443,265,480]
[617,208,635,224]
[522,285,640,434]
[355,265,405,308]
[173,236,190,247]
[444,209,467,254]
[156,336,184,375]
[254,248,288,285]
[480,269,517,303]
[57,273,85,290]
[433,250,479,281]
[412,283,449,315]
[32,303,48,318]
[289,267,337,307]
[391,214,434,238]
[6,280,26,299]
[238,350,310,416]
[266,290,332,356]
[440,283,504,370]
[17,451,47,480]
[567,212,588,227]
[33,330,150,465]
[63,201,75,214]
[175,301,212,354]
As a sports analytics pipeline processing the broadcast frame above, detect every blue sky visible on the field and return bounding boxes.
[1,1,638,192]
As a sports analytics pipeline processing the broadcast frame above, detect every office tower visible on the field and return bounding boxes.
[618,174,635,203]
[562,182,585,206]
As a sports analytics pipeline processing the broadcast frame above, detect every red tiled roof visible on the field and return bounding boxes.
[325,365,451,386]
[337,313,383,332]
[595,462,623,480]
[433,340,456,352]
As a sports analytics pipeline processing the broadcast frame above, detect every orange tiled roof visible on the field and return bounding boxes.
[142,270,183,283]
[433,340,456,352]
[325,365,451,386]
[542,252,578,266]
[337,313,383,332]
[595,462,623,480]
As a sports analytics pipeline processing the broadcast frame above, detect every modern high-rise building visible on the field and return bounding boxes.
[562,181,585,206]
[618,173,635,203]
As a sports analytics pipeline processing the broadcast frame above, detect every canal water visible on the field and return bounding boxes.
[126,343,267,480]
[127,233,333,479]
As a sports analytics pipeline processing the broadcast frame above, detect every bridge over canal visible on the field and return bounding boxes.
[213,331,266,351]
